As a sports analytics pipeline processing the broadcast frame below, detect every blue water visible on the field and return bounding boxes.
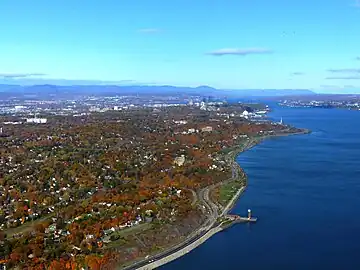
[161,106,360,270]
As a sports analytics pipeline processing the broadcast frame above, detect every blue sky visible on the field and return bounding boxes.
[0,0,360,92]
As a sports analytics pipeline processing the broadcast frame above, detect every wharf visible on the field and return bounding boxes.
[226,214,258,223]
[220,214,258,230]
[235,216,258,223]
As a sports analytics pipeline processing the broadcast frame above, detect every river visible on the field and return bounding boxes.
[160,105,360,270]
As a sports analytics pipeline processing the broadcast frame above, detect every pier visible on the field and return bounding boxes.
[219,209,258,230]
[227,209,257,223]
[225,214,258,224]
[233,216,258,223]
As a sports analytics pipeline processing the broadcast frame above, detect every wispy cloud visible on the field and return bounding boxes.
[291,72,305,76]
[138,28,161,34]
[0,72,46,79]
[320,85,341,89]
[320,84,357,89]
[326,68,360,79]
[325,76,360,80]
[327,68,360,73]
[0,77,147,86]
[206,48,273,56]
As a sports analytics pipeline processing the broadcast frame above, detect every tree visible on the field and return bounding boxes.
[34,222,47,233]
[10,248,23,263]
[49,259,66,270]
[85,255,101,270]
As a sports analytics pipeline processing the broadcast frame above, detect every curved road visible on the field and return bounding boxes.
[122,142,251,270]
[122,185,220,270]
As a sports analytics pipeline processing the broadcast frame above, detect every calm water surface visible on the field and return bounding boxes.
[161,106,360,270]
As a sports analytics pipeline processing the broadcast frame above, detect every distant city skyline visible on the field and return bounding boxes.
[0,0,360,93]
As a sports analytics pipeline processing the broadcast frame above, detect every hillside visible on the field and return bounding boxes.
[0,84,315,99]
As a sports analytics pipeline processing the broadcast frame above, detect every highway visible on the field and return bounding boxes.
[122,185,220,270]
[123,221,220,270]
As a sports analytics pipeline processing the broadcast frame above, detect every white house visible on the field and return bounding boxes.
[201,126,213,132]
[174,155,186,166]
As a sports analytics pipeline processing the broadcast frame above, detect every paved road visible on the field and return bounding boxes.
[122,185,218,270]
[122,140,252,270]
[123,223,220,270]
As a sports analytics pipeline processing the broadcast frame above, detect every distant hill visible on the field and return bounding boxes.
[0,84,315,99]
[221,89,315,97]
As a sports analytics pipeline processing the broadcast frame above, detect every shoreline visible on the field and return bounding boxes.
[220,128,310,216]
[124,128,311,270]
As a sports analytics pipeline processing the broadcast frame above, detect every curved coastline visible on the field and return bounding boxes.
[220,128,310,216]
[124,128,311,270]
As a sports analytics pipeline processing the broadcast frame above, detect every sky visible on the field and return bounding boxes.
[0,0,360,93]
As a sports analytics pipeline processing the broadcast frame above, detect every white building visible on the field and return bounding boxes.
[3,121,22,125]
[241,110,250,119]
[201,126,213,132]
[256,110,267,114]
[26,118,47,124]
[174,120,187,125]
[14,105,26,111]
[174,155,186,166]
